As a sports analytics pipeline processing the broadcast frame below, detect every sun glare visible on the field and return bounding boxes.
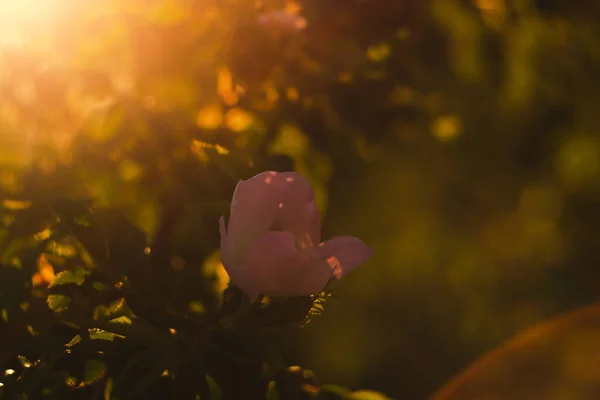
[0,0,63,45]
[0,0,59,21]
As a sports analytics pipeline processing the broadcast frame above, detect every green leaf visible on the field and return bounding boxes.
[11,360,69,396]
[104,378,114,400]
[93,298,130,320]
[95,316,172,348]
[47,199,109,263]
[89,328,119,341]
[318,385,352,399]
[66,335,83,348]
[17,355,32,368]
[266,381,279,400]
[48,268,91,288]
[109,316,132,325]
[83,359,106,385]
[47,294,71,312]
[206,375,222,400]
[113,347,170,398]
[3,203,54,242]
[349,391,393,400]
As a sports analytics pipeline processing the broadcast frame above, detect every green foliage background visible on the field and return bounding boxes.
[1,0,600,399]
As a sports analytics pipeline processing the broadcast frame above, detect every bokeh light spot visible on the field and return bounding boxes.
[432,114,461,142]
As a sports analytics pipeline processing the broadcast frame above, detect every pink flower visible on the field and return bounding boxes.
[219,171,373,301]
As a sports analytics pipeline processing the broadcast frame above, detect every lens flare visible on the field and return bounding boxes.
[0,0,58,22]
[0,0,63,45]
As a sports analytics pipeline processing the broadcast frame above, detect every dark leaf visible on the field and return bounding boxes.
[317,385,352,400]
[0,265,30,311]
[113,346,171,398]
[206,375,222,400]
[83,359,106,386]
[47,199,109,264]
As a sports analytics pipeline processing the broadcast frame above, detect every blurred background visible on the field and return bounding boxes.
[1,0,600,398]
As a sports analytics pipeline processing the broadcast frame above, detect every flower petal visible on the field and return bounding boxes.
[274,198,321,251]
[237,230,332,299]
[305,201,321,247]
[317,236,373,279]
[270,173,318,248]
[276,172,314,202]
[227,171,316,260]
[226,172,283,262]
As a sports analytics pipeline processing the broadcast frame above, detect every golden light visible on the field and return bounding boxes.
[0,0,64,45]
[432,114,461,142]
[0,0,56,20]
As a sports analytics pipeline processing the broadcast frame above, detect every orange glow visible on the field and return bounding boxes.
[0,0,64,44]
[32,254,55,286]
